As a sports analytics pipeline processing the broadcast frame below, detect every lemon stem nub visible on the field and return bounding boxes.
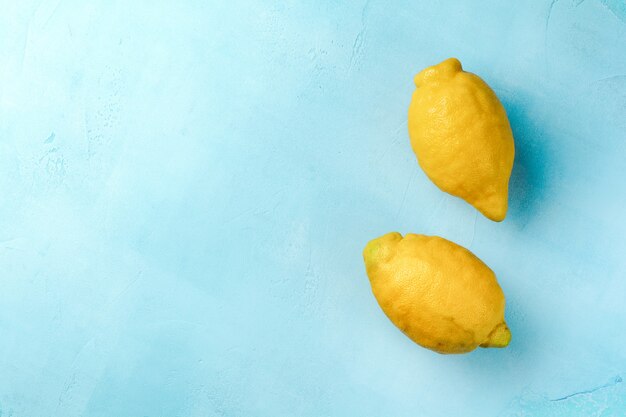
[481,323,511,348]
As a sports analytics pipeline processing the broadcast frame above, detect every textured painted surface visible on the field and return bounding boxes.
[1,1,625,416]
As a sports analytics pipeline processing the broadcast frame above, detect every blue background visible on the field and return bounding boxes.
[1,1,626,416]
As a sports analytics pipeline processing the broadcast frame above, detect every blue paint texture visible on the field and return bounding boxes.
[1,1,626,416]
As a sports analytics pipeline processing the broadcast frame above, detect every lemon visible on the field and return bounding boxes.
[408,58,515,221]
[363,232,511,354]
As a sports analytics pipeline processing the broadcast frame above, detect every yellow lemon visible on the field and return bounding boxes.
[363,232,511,354]
[408,58,515,221]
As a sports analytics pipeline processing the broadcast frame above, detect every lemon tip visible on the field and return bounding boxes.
[481,323,511,348]
[414,57,462,87]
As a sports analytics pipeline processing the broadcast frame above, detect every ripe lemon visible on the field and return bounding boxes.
[363,232,511,354]
[408,58,515,221]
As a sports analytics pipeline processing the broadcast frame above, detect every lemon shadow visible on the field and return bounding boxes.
[499,93,553,229]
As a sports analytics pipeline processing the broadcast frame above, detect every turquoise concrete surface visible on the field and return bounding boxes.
[1,1,626,416]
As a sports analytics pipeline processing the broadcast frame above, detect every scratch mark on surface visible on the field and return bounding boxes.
[66,337,97,372]
[55,335,100,415]
[550,375,622,401]
[376,120,408,163]
[393,119,408,135]
[543,0,560,76]
[20,21,32,72]
[396,168,416,219]
[19,0,63,71]
[82,106,90,157]
[424,194,448,229]
[574,0,626,22]
[349,0,373,71]
[224,207,256,224]
[359,0,371,21]
[599,0,626,23]
[107,271,143,307]
[45,132,56,143]
[38,147,59,163]
[0,237,27,252]
[0,246,26,252]
[43,0,63,28]
[593,74,626,84]
[544,0,558,50]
